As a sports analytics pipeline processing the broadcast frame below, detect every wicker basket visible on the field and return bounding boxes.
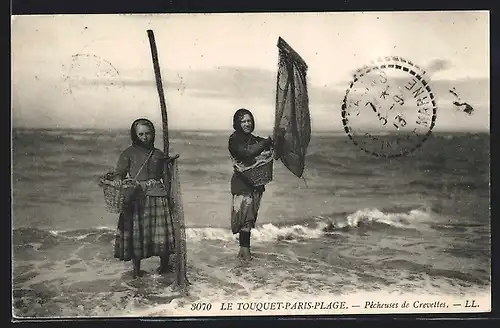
[99,174,138,213]
[241,158,274,186]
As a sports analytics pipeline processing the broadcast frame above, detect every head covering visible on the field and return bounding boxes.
[232,108,255,133]
[130,118,156,150]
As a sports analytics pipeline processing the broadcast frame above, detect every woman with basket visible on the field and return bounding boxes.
[100,118,179,279]
[229,108,274,261]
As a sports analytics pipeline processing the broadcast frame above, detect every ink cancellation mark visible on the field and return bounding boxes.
[341,56,437,158]
[63,53,123,102]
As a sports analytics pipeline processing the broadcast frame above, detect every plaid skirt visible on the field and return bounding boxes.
[231,190,263,234]
[114,195,175,261]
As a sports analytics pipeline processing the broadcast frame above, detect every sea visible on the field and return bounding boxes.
[11,128,491,318]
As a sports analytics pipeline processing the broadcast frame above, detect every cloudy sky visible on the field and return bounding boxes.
[12,11,489,132]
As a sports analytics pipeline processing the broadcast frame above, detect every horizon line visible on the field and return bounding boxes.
[11,126,490,134]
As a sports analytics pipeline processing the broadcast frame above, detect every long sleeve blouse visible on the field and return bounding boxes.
[228,131,270,195]
[115,145,168,182]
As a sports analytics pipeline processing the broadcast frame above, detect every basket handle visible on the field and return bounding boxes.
[133,149,155,180]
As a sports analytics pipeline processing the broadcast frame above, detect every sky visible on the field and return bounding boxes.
[12,11,490,132]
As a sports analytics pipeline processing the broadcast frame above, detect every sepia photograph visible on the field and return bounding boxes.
[11,11,490,318]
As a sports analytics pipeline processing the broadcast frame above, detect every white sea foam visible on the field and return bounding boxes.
[44,208,433,244]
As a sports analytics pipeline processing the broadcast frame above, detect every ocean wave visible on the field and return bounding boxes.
[12,226,116,249]
[13,207,435,248]
[338,208,431,230]
[185,223,326,244]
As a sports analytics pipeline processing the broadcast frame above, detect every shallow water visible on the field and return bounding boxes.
[12,129,490,317]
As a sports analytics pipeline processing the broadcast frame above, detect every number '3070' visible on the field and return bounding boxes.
[191,302,212,311]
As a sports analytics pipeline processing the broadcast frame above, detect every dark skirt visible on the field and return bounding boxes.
[114,195,175,261]
[231,190,263,234]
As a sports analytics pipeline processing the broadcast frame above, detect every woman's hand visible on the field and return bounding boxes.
[167,153,180,163]
[264,136,273,150]
[103,171,121,181]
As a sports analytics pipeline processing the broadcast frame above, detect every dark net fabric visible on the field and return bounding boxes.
[274,37,311,178]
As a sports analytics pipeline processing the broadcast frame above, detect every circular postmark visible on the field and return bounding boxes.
[341,56,437,157]
[64,53,124,106]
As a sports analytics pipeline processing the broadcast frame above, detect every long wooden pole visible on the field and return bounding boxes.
[147,29,169,155]
[147,29,188,289]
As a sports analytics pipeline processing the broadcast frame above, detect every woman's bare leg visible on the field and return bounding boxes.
[159,247,170,274]
[239,228,252,261]
[133,258,142,278]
